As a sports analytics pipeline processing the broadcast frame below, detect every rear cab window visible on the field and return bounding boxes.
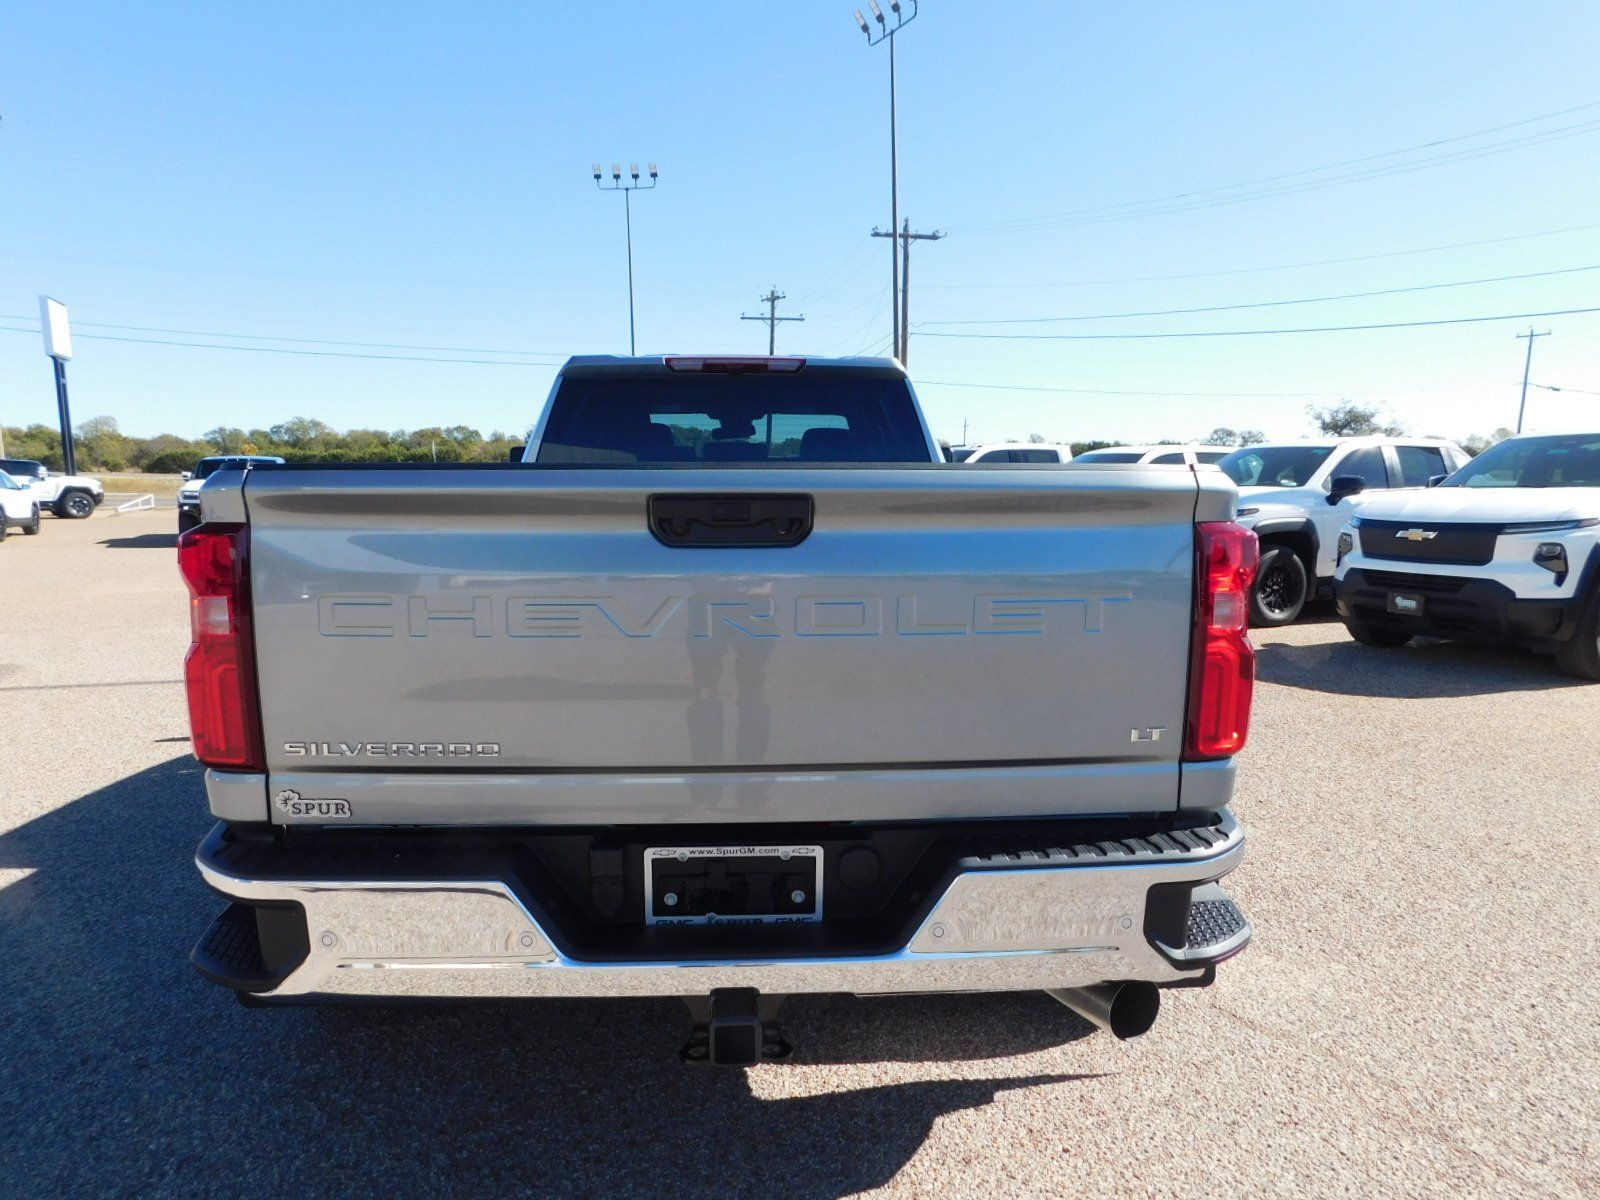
[1394,445,1448,487]
[1218,445,1333,486]
[1333,446,1390,489]
[535,370,929,464]
[1073,451,1144,464]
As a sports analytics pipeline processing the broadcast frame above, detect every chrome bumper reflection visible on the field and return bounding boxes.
[195,815,1246,999]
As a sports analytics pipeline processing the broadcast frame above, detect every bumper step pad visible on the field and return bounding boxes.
[191,901,308,993]
[1188,896,1249,950]
[192,903,272,989]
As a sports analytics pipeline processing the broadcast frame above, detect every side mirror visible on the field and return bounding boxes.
[506,445,526,463]
[180,472,193,481]
[1327,475,1366,503]
[1426,473,1448,488]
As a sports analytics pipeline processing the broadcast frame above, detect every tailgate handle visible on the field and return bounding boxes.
[649,494,813,548]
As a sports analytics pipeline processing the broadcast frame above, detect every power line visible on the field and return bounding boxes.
[957,122,1600,236]
[917,305,1600,341]
[954,99,1600,233]
[952,104,1600,236]
[920,263,1600,326]
[824,282,892,355]
[790,235,874,306]
[1532,382,1600,396]
[0,247,741,297]
[0,324,559,365]
[922,221,1600,291]
[0,314,565,357]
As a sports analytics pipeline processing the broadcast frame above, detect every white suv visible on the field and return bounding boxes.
[1216,437,1469,625]
[956,442,1074,464]
[0,457,104,519]
[0,470,43,540]
[1335,431,1600,679]
[1072,445,1230,467]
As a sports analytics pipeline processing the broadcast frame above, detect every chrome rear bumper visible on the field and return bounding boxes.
[194,814,1249,1001]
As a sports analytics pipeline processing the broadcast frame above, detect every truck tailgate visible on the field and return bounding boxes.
[243,466,1211,824]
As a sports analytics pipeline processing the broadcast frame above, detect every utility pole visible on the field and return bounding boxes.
[1515,326,1551,433]
[741,289,805,354]
[854,2,919,364]
[873,219,943,362]
[593,162,658,354]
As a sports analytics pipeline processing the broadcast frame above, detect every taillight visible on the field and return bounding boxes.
[1184,521,1259,761]
[177,523,264,771]
[664,356,805,374]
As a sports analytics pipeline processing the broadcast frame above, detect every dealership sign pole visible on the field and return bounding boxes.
[39,296,77,476]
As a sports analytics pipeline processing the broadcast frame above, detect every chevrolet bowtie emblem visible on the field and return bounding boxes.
[1395,528,1438,541]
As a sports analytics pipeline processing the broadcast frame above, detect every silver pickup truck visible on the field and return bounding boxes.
[182,355,1258,1063]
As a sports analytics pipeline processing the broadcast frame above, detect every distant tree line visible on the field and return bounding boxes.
[2,404,1514,474]
[0,416,524,473]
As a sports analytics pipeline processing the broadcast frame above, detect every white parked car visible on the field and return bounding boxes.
[0,457,104,519]
[1072,445,1231,467]
[1335,431,1600,679]
[0,470,43,540]
[1216,436,1470,625]
[958,441,1075,464]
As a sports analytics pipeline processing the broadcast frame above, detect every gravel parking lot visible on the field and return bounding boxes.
[2,509,1596,1199]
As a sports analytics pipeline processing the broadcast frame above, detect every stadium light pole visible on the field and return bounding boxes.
[594,162,658,355]
[854,1,918,361]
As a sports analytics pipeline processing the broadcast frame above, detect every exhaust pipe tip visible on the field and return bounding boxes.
[1047,981,1161,1040]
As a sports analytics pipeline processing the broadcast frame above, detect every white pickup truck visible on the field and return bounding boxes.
[1215,437,1469,625]
[180,355,1259,1062]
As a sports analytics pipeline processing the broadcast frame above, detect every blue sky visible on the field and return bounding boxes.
[1,1,1597,446]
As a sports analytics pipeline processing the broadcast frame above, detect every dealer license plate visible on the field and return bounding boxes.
[644,845,823,927]
[1387,592,1426,616]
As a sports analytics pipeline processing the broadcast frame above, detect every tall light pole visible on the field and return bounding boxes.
[594,161,658,355]
[854,1,918,362]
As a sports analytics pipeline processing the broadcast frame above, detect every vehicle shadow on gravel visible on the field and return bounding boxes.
[0,757,1101,1200]
[98,532,177,549]
[1255,636,1588,698]
[1290,596,1343,625]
